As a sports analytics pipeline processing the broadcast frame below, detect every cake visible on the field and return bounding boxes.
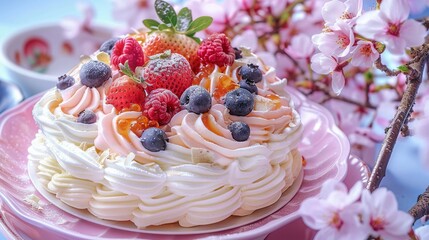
[28,1,303,229]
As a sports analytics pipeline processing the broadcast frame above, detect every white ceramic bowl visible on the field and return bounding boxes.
[0,23,113,97]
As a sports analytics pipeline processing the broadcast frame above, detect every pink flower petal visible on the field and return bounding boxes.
[400,19,427,47]
[379,0,409,23]
[332,71,345,95]
[322,0,346,25]
[311,53,337,74]
[355,11,387,39]
[299,198,333,229]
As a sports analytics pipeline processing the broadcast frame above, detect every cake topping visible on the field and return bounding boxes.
[143,51,194,97]
[106,75,146,111]
[99,37,120,56]
[239,79,258,94]
[180,85,212,114]
[77,109,97,124]
[224,88,255,116]
[239,63,263,84]
[142,0,213,73]
[111,37,145,71]
[143,88,181,125]
[197,33,235,67]
[140,127,168,152]
[228,121,250,142]
[80,60,112,88]
[234,47,243,59]
[56,74,75,90]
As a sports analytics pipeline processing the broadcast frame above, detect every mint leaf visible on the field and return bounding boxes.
[176,7,192,32]
[143,19,160,30]
[185,16,213,35]
[155,0,177,26]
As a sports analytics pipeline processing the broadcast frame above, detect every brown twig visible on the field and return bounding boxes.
[409,186,429,222]
[374,57,401,76]
[367,44,429,192]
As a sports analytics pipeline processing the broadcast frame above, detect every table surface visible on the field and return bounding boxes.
[1,1,429,240]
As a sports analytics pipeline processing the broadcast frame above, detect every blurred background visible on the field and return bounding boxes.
[0,0,429,239]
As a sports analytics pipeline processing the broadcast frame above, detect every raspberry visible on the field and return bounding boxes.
[143,88,181,125]
[111,37,145,71]
[197,33,235,67]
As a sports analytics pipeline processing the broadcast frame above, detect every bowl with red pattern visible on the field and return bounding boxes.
[0,23,113,97]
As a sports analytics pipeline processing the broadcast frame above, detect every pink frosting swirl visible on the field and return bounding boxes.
[59,83,104,116]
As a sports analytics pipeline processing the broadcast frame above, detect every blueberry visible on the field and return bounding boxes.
[224,88,254,116]
[228,121,250,142]
[239,64,262,83]
[233,47,242,59]
[99,37,120,55]
[77,110,97,124]
[80,60,112,88]
[56,74,75,90]
[239,80,258,94]
[180,86,212,114]
[140,127,168,152]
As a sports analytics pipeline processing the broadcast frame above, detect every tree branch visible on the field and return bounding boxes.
[374,57,401,76]
[409,186,429,222]
[367,45,429,192]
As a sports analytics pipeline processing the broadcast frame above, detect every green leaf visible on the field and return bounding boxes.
[155,0,177,26]
[176,7,192,32]
[158,23,171,31]
[398,65,410,74]
[185,16,213,35]
[190,36,201,44]
[143,19,160,30]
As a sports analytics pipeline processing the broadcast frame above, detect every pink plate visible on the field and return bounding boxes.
[0,87,350,240]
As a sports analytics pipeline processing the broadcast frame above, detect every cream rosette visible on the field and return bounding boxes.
[94,110,192,167]
[89,185,140,221]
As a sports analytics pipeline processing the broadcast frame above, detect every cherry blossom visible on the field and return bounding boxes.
[311,53,345,94]
[185,0,242,33]
[112,0,156,32]
[415,225,429,240]
[408,0,429,14]
[321,0,363,26]
[351,41,379,68]
[361,188,414,239]
[355,0,426,55]
[285,34,314,59]
[299,180,368,240]
[312,21,355,58]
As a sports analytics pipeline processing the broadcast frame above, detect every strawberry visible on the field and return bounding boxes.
[111,37,145,71]
[142,0,213,73]
[143,32,201,73]
[106,66,146,111]
[143,51,194,98]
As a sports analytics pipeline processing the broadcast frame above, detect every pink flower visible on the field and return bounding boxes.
[361,188,413,239]
[351,41,379,68]
[112,0,156,31]
[285,34,315,59]
[185,0,242,33]
[415,225,429,240]
[311,53,345,94]
[299,180,368,240]
[311,53,337,74]
[408,0,428,14]
[355,0,426,55]
[312,21,355,57]
[322,0,363,26]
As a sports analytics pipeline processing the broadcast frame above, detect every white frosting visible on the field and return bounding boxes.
[30,53,304,228]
